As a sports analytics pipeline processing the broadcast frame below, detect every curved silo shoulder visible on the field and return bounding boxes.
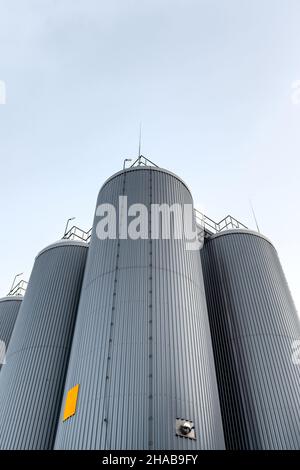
[98,166,193,197]
[36,239,88,259]
[207,229,274,248]
[0,296,23,303]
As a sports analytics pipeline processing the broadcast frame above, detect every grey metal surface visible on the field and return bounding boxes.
[100,165,193,195]
[0,241,88,449]
[0,297,22,370]
[201,230,300,449]
[55,167,225,450]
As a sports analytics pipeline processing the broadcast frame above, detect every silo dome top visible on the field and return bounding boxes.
[0,296,23,303]
[208,229,274,247]
[100,165,192,196]
[36,239,88,259]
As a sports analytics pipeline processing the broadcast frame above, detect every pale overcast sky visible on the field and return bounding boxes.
[0,0,299,312]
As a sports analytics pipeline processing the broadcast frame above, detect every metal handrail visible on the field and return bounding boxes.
[62,211,248,244]
[194,209,248,235]
[129,155,159,168]
[63,225,92,242]
[7,279,28,297]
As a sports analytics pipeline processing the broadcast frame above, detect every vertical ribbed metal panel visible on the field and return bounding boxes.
[0,241,88,449]
[0,297,22,371]
[55,167,225,450]
[201,230,300,449]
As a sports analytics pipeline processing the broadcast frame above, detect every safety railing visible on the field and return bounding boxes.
[7,279,28,297]
[63,225,92,243]
[63,211,248,244]
[194,209,248,236]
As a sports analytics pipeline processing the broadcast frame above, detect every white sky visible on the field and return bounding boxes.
[0,0,299,313]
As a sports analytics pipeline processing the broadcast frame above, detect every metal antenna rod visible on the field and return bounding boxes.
[138,122,142,160]
[249,200,260,233]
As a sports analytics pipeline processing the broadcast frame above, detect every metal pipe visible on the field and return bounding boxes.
[64,217,75,237]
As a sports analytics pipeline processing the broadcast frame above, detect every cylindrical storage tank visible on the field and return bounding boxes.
[0,297,23,370]
[55,166,225,450]
[201,229,300,450]
[0,240,88,449]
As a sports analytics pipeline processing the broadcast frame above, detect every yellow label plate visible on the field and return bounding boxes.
[63,384,79,421]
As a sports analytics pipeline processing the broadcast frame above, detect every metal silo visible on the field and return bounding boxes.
[55,166,225,450]
[0,297,22,370]
[201,229,300,450]
[0,240,88,449]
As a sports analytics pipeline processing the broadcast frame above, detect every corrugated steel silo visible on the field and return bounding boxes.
[0,240,88,449]
[55,166,225,450]
[0,297,22,370]
[201,229,300,449]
